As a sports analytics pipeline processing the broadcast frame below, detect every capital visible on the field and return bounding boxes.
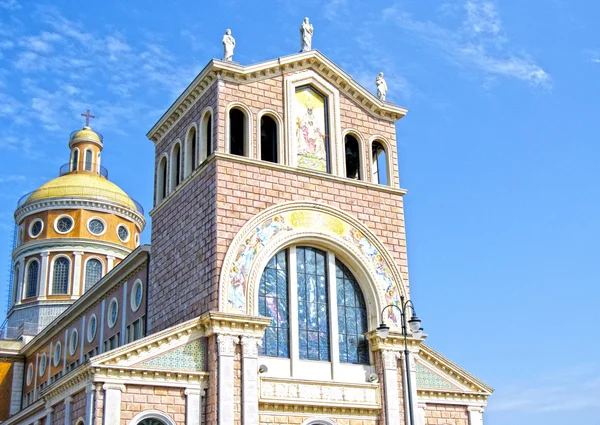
[64,396,73,404]
[381,349,400,370]
[468,406,485,413]
[102,383,126,392]
[184,388,205,397]
[217,334,238,356]
[240,335,262,357]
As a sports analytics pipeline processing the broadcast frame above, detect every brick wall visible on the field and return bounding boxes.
[94,385,103,425]
[71,390,86,424]
[53,400,65,425]
[120,385,185,425]
[205,335,218,424]
[424,404,469,425]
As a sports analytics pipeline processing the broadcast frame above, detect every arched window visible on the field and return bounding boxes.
[157,156,168,202]
[344,134,361,180]
[229,108,246,156]
[25,260,39,298]
[52,257,70,295]
[170,143,181,190]
[184,126,197,178]
[205,112,213,158]
[84,259,103,292]
[71,149,79,171]
[260,115,278,163]
[258,247,369,366]
[84,149,93,171]
[371,141,388,185]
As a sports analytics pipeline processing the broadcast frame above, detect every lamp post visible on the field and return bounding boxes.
[376,296,422,425]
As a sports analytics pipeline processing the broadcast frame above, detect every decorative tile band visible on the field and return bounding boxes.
[135,338,207,371]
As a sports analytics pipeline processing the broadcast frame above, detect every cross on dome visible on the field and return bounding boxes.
[80,109,95,127]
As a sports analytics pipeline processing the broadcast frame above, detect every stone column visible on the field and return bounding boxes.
[44,405,53,425]
[185,389,204,425]
[64,396,73,425]
[39,252,50,299]
[106,256,115,272]
[85,384,95,425]
[240,336,261,425]
[72,251,83,298]
[381,350,401,425]
[102,384,125,425]
[468,406,484,425]
[217,334,238,425]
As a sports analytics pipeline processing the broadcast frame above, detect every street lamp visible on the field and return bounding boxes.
[376,296,423,425]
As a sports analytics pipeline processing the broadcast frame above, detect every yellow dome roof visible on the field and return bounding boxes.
[70,126,102,144]
[26,173,137,210]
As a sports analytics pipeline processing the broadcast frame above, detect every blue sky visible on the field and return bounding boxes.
[1,1,599,423]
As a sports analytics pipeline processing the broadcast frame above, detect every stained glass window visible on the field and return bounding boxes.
[297,247,330,361]
[52,257,70,294]
[259,250,289,357]
[26,261,39,298]
[84,259,102,292]
[336,260,369,364]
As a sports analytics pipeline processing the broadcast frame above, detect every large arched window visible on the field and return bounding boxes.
[157,156,168,202]
[184,126,197,178]
[260,115,278,163]
[52,257,70,295]
[258,246,369,366]
[371,141,388,185]
[84,259,103,292]
[84,149,93,171]
[229,108,247,156]
[170,143,182,190]
[25,260,39,298]
[344,134,361,180]
[71,149,79,172]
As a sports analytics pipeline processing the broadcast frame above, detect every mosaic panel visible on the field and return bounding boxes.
[135,338,206,371]
[416,362,460,390]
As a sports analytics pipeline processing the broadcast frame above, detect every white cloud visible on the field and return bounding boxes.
[0,0,20,10]
[383,1,550,87]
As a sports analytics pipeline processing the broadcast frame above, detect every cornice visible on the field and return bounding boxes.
[417,389,489,404]
[92,366,208,387]
[258,403,379,417]
[149,152,407,217]
[13,239,130,261]
[41,364,94,403]
[15,197,146,230]
[147,50,408,143]
[365,330,426,352]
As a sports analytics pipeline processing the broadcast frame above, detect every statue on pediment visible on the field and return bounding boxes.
[300,17,313,52]
[222,29,235,61]
[376,72,388,101]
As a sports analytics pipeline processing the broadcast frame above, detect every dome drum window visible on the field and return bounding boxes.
[107,298,119,328]
[54,215,74,234]
[53,342,62,367]
[87,314,98,342]
[29,219,44,238]
[117,224,130,242]
[87,217,106,236]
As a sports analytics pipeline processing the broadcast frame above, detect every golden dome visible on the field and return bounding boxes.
[26,173,137,210]
[70,126,102,145]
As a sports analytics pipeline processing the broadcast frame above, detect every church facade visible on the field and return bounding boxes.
[0,47,491,425]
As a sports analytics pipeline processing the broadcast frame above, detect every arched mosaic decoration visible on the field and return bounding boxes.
[220,201,407,327]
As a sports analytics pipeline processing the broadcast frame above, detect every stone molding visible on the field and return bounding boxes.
[13,238,130,261]
[102,384,125,392]
[147,50,407,143]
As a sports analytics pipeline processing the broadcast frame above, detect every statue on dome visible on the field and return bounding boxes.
[222,29,236,61]
[300,17,313,52]
[376,72,388,101]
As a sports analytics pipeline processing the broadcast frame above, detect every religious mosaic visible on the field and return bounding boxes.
[295,87,328,172]
[415,362,460,390]
[134,338,207,371]
[226,209,403,327]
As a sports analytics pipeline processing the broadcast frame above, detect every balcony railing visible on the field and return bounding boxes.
[59,163,109,178]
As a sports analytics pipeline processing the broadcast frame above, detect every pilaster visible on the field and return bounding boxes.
[417,403,427,425]
[468,406,485,425]
[9,361,24,415]
[217,334,238,425]
[64,396,73,425]
[102,384,125,425]
[185,389,204,425]
[106,256,115,272]
[72,251,84,298]
[381,349,401,425]
[85,384,95,425]
[39,252,50,299]
[15,257,24,305]
[44,405,53,425]
[240,336,261,425]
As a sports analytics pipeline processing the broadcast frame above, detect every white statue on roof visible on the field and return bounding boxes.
[376,72,388,101]
[222,29,235,61]
[300,17,313,52]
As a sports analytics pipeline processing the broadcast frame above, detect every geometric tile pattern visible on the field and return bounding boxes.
[135,338,206,371]
[416,362,461,390]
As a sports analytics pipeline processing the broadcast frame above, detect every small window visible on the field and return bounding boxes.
[107,298,118,328]
[52,257,70,294]
[39,353,47,376]
[87,314,97,342]
[29,219,44,238]
[130,279,143,312]
[184,127,197,178]
[170,143,182,190]
[229,108,246,156]
[71,149,79,171]
[53,342,62,367]
[372,141,388,185]
[84,259,103,291]
[260,115,278,163]
[205,112,213,159]
[117,224,130,243]
[87,218,106,235]
[69,329,79,355]
[55,215,74,234]
[344,134,361,180]
[84,149,93,171]
[26,363,33,385]
[157,156,168,202]
[26,260,39,298]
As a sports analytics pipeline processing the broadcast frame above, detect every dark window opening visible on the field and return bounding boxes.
[174,145,181,186]
[229,108,246,156]
[260,116,278,163]
[160,158,167,200]
[191,128,197,170]
[71,150,79,171]
[345,134,361,179]
[206,114,213,158]
[372,141,388,185]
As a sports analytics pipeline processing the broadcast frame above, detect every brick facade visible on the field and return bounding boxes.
[120,385,186,425]
[424,404,469,425]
